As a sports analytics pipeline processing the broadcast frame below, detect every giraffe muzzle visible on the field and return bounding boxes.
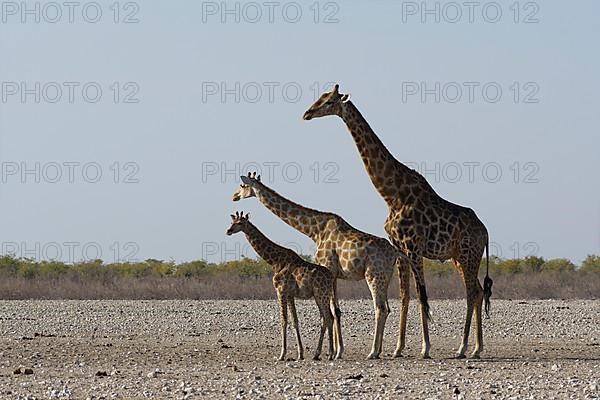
[303,111,313,120]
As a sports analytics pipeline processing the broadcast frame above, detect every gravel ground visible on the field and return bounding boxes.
[0,299,598,399]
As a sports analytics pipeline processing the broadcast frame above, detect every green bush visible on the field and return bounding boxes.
[521,256,545,272]
[0,255,20,276]
[423,259,454,276]
[541,258,576,272]
[215,258,272,278]
[581,255,600,272]
[175,260,209,277]
[38,261,69,276]
[497,259,524,274]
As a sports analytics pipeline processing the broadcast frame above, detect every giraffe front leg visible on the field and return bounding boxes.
[277,295,288,362]
[288,300,304,360]
[393,259,410,358]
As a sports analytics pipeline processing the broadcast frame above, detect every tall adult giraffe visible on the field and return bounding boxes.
[303,84,492,359]
[233,172,432,359]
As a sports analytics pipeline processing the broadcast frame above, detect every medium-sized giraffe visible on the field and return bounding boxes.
[303,84,493,358]
[226,211,343,361]
[233,172,431,359]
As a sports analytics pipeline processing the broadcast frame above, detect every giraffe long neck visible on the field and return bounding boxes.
[341,101,418,206]
[242,222,297,269]
[251,181,331,241]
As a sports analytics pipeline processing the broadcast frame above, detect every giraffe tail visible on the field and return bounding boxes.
[483,240,493,318]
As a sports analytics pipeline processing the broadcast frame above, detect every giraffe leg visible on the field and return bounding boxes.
[366,275,390,360]
[408,255,431,359]
[393,258,410,358]
[457,295,474,359]
[324,305,335,361]
[277,295,288,362]
[288,300,303,360]
[470,293,484,359]
[330,284,344,359]
[453,258,472,358]
[313,299,327,361]
[316,294,335,360]
[470,273,484,359]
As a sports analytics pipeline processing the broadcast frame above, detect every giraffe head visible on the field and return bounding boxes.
[232,172,261,201]
[303,84,350,120]
[226,211,251,236]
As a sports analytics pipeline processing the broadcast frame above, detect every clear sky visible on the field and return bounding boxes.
[0,0,598,264]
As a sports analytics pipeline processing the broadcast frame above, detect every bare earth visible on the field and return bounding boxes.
[0,299,598,399]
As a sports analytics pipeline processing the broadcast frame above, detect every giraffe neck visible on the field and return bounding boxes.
[251,181,332,241]
[242,222,298,270]
[341,101,419,205]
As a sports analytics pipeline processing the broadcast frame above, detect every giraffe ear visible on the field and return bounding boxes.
[240,175,251,185]
[257,174,261,182]
[341,93,350,102]
[244,212,250,220]
[230,214,236,220]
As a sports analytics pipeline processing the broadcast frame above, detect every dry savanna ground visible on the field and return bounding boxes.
[0,299,598,399]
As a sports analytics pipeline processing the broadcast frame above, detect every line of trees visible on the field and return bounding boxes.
[1,254,599,280]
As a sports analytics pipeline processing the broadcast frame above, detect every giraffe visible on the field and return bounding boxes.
[302,84,493,359]
[226,211,342,361]
[232,172,431,359]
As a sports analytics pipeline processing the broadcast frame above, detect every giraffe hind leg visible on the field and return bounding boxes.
[277,295,289,361]
[366,275,390,360]
[453,257,484,358]
[288,300,303,360]
[408,255,431,358]
[330,285,344,359]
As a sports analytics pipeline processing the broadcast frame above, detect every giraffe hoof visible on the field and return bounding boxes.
[277,357,285,362]
[470,353,481,359]
[455,354,466,359]
[312,355,321,361]
[366,353,380,360]
[392,350,403,358]
[420,354,431,360]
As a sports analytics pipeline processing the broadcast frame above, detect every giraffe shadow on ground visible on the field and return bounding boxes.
[445,356,600,362]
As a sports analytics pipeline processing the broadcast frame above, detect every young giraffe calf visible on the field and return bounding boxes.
[226,212,343,361]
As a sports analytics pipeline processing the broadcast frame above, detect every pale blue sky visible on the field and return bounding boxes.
[0,0,598,264]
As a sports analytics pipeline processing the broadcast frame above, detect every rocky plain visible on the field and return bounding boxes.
[0,299,598,399]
